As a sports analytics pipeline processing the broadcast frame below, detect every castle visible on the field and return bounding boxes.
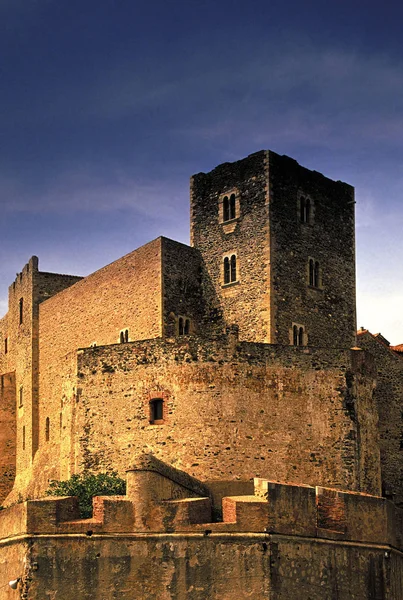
[0,150,403,599]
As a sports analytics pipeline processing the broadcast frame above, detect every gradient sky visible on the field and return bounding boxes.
[1,0,402,343]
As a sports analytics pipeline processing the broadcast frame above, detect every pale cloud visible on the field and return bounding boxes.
[0,169,187,221]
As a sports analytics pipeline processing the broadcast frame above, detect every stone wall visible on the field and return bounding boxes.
[190,150,356,348]
[0,476,402,599]
[191,150,272,342]
[23,334,380,500]
[0,257,82,500]
[357,330,403,506]
[161,238,206,338]
[0,373,16,503]
[268,152,357,348]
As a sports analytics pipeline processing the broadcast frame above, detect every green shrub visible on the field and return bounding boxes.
[46,471,126,518]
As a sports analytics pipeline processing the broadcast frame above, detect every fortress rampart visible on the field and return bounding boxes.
[0,461,401,599]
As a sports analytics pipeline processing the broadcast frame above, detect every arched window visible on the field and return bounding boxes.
[308,259,320,288]
[223,196,230,222]
[300,197,311,224]
[224,255,237,284]
[293,325,298,346]
[120,331,125,343]
[292,324,305,346]
[149,398,164,424]
[124,329,129,343]
[229,193,236,220]
[184,318,190,335]
[178,317,184,335]
[224,256,230,284]
[230,254,237,282]
[45,417,50,442]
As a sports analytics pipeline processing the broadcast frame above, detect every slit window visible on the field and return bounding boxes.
[19,298,23,325]
[300,196,311,224]
[19,386,23,408]
[150,398,164,424]
[224,254,237,284]
[22,426,25,451]
[4,338,7,354]
[45,417,50,442]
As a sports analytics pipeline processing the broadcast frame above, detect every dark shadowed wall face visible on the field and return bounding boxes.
[357,331,403,507]
[269,151,356,348]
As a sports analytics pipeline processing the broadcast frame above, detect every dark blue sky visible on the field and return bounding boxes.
[1,0,403,342]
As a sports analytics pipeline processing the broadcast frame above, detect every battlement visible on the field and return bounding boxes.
[0,467,401,552]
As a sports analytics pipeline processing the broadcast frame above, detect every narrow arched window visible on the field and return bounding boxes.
[223,196,230,222]
[230,254,237,282]
[298,327,304,346]
[124,329,129,343]
[120,331,125,343]
[293,325,298,346]
[299,196,306,223]
[314,261,320,287]
[300,197,312,224]
[184,319,190,335]
[309,259,314,286]
[178,317,184,335]
[45,417,50,442]
[229,194,236,220]
[224,257,230,284]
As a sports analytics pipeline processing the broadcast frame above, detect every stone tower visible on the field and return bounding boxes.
[190,150,356,348]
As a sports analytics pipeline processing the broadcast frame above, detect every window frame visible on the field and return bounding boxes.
[222,252,238,286]
[149,398,164,425]
[219,189,240,224]
[291,323,306,347]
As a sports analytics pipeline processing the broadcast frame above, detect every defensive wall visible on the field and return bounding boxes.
[0,459,401,599]
[358,330,403,507]
[17,331,381,501]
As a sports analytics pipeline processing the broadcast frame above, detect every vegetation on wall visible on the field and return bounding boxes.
[46,471,126,518]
